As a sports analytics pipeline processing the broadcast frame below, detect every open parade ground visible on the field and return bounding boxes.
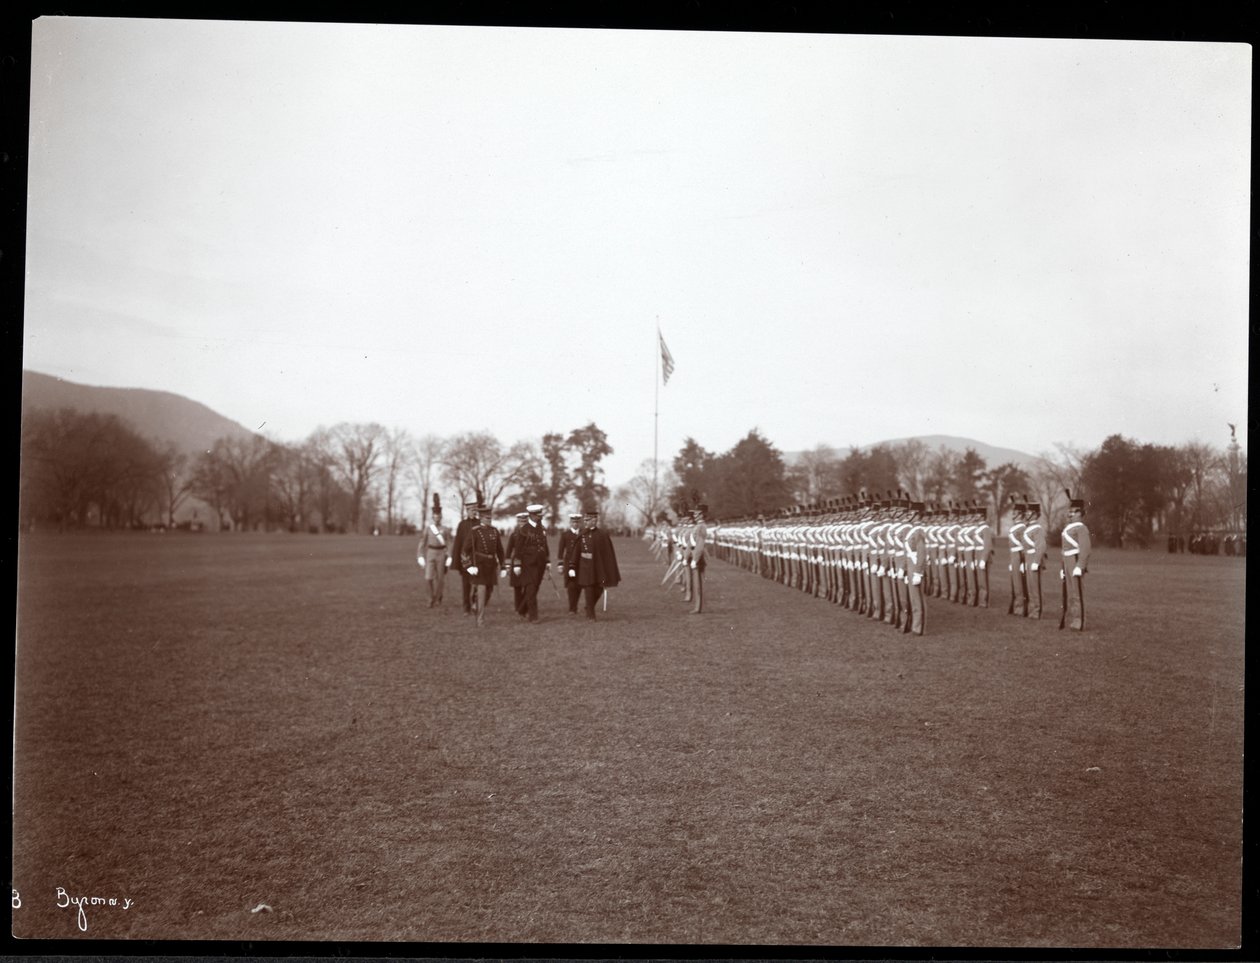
[11,532,1244,947]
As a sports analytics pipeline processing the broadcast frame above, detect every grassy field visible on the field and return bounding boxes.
[11,531,1245,946]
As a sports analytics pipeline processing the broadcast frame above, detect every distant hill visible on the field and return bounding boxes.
[784,434,1039,470]
[21,369,256,455]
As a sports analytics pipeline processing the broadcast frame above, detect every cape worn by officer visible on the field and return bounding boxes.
[563,507,621,620]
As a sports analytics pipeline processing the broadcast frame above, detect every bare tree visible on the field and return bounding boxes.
[1182,440,1226,530]
[271,441,318,532]
[316,422,386,533]
[980,462,1030,535]
[1028,443,1090,535]
[1025,456,1070,535]
[378,426,413,535]
[439,430,535,509]
[620,458,679,526]
[156,443,194,528]
[923,445,960,504]
[409,433,447,529]
[189,443,233,531]
[892,439,930,498]
[788,444,839,504]
[303,430,344,532]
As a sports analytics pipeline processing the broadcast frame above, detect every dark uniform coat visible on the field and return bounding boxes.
[556,526,580,582]
[451,516,477,576]
[462,523,505,587]
[565,526,621,588]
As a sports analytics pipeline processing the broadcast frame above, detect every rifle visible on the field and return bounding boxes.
[1058,565,1068,630]
[662,555,683,586]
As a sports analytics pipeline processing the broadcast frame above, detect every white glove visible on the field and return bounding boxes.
[1019,564,1025,573]
[690,561,697,569]
[912,573,923,586]
[568,569,576,578]
[979,560,986,570]
[417,557,425,567]
[1031,562,1039,571]
[467,565,479,575]
[1072,565,1083,577]
[500,569,508,579]
[513,565,522,576]
[947,555,956,564]
[445,557,452,568]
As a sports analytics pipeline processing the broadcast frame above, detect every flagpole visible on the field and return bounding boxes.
[653,318,660,523]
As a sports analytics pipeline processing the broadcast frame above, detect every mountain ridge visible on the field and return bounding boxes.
[783,434,1039,471]
[21,369,257,456]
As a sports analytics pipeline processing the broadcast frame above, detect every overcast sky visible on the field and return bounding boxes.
[23,19,1250,488]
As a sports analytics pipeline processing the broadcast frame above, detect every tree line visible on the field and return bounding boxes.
[21,405,1246,548]
[20,406,615,534]
[620,429,1246,549]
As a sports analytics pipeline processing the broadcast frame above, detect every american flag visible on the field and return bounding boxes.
[659,331,675,385]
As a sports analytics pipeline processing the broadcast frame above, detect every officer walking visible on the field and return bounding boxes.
[509,503,550,622]
[505,511,529,615]
[450,495,482,616]
[461,503,505,627]
[564,507,622,620]
[556,512,584,615]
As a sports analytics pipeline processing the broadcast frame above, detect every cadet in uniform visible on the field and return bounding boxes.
[905,500,928,635]
[416,494,453,607]
[690,504,709,614]
[1007,497,1028,617]
[461,503,505,626]
[973,503,994,607]
[1022,501,1048,619]
[1059,493,1092,631]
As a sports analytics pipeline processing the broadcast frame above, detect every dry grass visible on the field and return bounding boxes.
[11,532,1245,946]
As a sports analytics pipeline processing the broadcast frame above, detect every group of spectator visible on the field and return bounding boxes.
[1168,532,1247,556]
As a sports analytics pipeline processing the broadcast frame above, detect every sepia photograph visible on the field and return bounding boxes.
[12,11,1249,951]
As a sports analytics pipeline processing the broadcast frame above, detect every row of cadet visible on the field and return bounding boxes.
[661,490,1091,633]
[650,504,711,614]
[416,495,620,625]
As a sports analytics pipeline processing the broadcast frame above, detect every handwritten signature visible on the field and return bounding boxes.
[55,886,134,932]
